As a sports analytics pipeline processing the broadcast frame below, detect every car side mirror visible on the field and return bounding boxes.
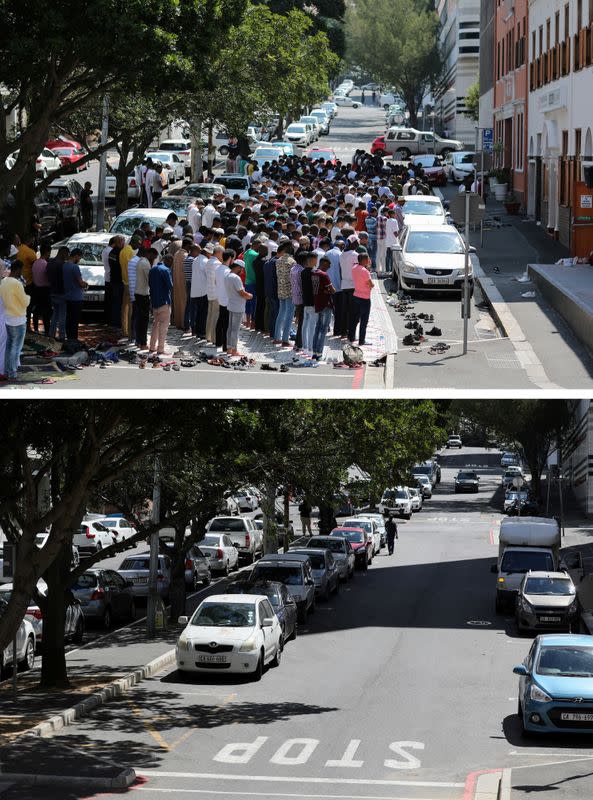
[468,245,477,254]
[178,615,189,625]
[490,564,498,574]
[513,664,529,676]
[262,617,274,627]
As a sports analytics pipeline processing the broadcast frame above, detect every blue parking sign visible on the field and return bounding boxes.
[482,128,493,152]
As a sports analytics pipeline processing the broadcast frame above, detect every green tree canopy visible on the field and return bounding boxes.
[463,79,480,121]
[345,0,442,126]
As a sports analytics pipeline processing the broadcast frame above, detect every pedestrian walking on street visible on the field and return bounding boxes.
[385,514,398,555]
[80,182,94,231]
[371,90,376,106]
[361,90,366,105]
[299,498,313,536]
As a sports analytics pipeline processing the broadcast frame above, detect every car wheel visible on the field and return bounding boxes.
[202,572,211,586]
[291,621,298,641]
[191,572,198,592]
[73,616,84,644]
[95,542,102,552]
[271,640,282,667]
[20,636,35,672]
[103,606,112,629]
[309,595,316,615]
[223,561,229,576]
[352,103,360,109]
[252,651,264,681]
[395,148,410,160]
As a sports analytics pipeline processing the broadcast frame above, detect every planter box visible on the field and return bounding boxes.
[493,183,508,200]
[504,202,521,215]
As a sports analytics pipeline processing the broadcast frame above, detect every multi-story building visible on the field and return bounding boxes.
[434,0,481,146]
[493,0,529,204]
[479,0,496,132]
[526,0,593,247]
[561,400,593,517]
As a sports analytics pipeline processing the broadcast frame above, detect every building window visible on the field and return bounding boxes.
[539,25,543,56]
[546,18,551,50]
[515,112,524,170]
[565,3,570,39]
[578,0,582,31]
[575,129,582,157]
[555,11,560,44]
[560,130,570,206]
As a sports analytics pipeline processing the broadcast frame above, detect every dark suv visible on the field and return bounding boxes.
[47,177,83,234]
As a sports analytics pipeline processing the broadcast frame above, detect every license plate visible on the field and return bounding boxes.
[560,712,593,722]
[197,654,227,663]
[132,576,148,584]
[85,293,103,302]
[540,616,561,622]
[427,277,450,284]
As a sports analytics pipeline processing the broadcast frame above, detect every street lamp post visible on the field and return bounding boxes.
[95,94,109,232]
[147,457,161,638]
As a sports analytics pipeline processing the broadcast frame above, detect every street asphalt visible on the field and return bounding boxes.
[6,448,593,800]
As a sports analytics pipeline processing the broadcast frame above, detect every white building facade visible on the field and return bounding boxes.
[526,0,593,247]
[435,0,481,146]
[561,400,593,517]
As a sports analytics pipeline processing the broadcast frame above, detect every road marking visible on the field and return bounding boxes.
[509,754,593,770]
[137,789,449,800]
[325,740,364,769]
[138,771,465,789]
[507,750,593,757]
[128,700,170,751]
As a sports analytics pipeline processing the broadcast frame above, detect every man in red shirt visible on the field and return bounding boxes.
[349,252,374,346]
[311,255,335,360]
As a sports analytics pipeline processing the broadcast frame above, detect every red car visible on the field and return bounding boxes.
[410,155,447,186]
[49,144,88,172]
[371,135,386,156]
[330,527,373,570]
[305,148,337,165]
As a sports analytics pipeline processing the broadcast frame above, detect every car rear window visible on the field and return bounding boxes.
[72,573,98,589]
[309,538,343,553]
[252,565,303,585]
[120,559,149,571]
[209,519,245,532]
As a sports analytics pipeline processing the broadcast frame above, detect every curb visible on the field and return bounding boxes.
[0,767,136,791]
[25,647,176,739]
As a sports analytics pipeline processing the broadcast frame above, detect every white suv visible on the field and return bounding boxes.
[446,435,462,448]
[378,487,413,519]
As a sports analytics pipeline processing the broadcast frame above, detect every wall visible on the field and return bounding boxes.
[562,400,593,517]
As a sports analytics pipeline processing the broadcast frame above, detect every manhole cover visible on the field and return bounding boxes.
[485,354,522,370]
[467,620,492,626]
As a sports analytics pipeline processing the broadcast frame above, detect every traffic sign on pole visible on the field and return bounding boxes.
[482,128,494,152]
[448,192,485,226]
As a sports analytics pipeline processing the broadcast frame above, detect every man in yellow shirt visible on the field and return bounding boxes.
[17,235,37,331]
[0,260,30,380]
[119,236,139,338]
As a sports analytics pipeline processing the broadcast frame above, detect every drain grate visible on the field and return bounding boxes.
[485,353,522,370]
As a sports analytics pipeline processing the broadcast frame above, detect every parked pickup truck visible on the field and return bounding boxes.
[205,516,263,563]
[493,517,583,612]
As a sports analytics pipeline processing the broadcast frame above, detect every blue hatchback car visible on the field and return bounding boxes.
[514,634,593,734]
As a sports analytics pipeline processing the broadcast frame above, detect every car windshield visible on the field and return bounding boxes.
[537,646,593,677]
[525,578,574,595]
[153,197,191,212]
[415,157,441,168]
[309,151,333,161]
[72,243,105,266]
[202,535,222,546]
[217,177,247,190]
[404,202,443,216]
[458,472,477,480]
[147,153,171,162]
[395,490,408,498]
[120,558,149,570]
[288,126,306,133]
[297,553,325,570]
[111,214,167,235]
[71,573,98,590]
[52,148,73,156]
[255,148,282,158]
[332,530,363,543]
[500,551,554,573]
[407,231,464,254]
[181,185,223,198]
[252,565,303,585]
[344,519,370,533]
[382,491,395,499]
[160,142,189,151]
[191,602,255,627]
[414,465,432,476]
[414,476,429,485]
[309,538,343,553]
[209,519,245,532]
[457,153,475,164]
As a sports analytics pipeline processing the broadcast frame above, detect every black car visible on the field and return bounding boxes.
[226,579,298,643]
[34,186,63,241]
[47,177,84,234]
[71,569,136,628]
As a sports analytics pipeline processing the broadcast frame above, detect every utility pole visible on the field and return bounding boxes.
[147,457,161,638]
[462,190,471,354]
[95,94,109,232]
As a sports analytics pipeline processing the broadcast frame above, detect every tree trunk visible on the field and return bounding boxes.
[39,542,71,689]
[283,488,290,552]
[168,524,188,623]
[207,123,215,178]
[318,501,335,536]
[262,479,278,554]
[189,118,203,183]
[14,163,37,242]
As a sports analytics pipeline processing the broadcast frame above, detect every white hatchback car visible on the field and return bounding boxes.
[73,519,117,555]
[402,196,447,227]
[332,96,361,108]
[392,224,476,294]
[0,597,36,675]
[145,151,186,183]
[199,533,240,575]
[176,594,283,679]
[97,516,136,542]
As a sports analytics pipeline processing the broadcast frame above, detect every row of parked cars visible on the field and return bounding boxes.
[175,509,398,681]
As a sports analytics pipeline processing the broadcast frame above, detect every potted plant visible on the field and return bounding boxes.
[493,167,511,200]
[487,171,499,191]
[503,191,521,215]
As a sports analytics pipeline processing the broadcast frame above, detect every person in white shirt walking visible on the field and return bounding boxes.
[205,244,223,343]
[215,249,234,352]
[384,208,400,277]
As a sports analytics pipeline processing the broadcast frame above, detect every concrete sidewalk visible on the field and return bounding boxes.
[470,203,593,389]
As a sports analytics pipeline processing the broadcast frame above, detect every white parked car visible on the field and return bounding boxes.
[158,139,192,174]
[391,224,476,295]
[215,173,252,201]
[345,517,381,555]
[444,151,476,183]
[105,171,141,201]
[10,148,63,178]
[176,594,283,679]
[310,109,331,135]
[447,434,463,448]
[285,123,312,147]
[228,490,259,512]
[109,208,172,236]
[332,96,361,109]
[321,101,338,118]
[73,519,117,555]
[413,474,433,499]
[199,533,240,575]
[299,117,321,140]
[402,196,447,227]
[0,597,36,675]
[408,488,423,511]
[378,487,413,519]
[145,151,186,183]
[97,516,136,542]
